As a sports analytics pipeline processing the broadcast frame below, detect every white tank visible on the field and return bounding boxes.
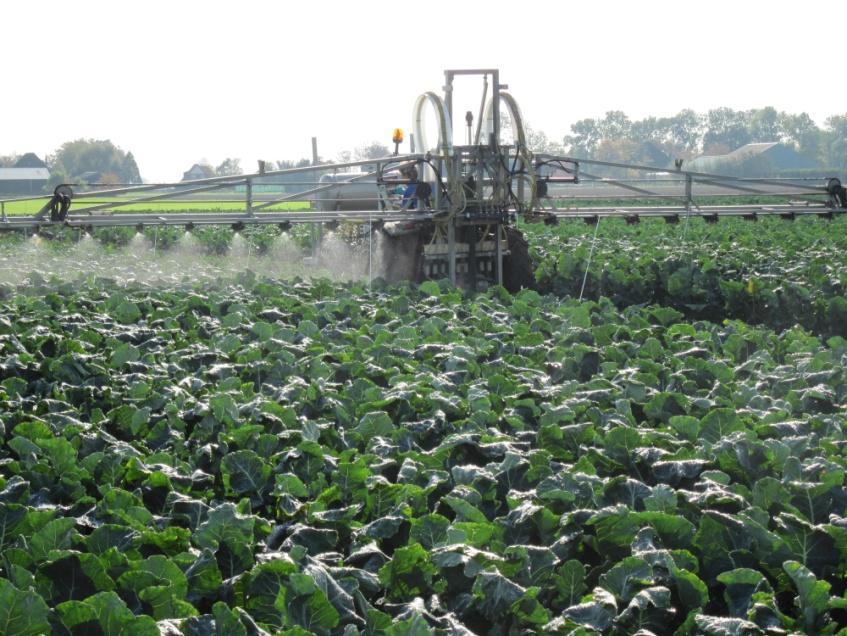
[316,172,379,211]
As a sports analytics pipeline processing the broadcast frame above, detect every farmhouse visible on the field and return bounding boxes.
[182,163,215,181]
[0,153,50,195]
[684,142,817,176]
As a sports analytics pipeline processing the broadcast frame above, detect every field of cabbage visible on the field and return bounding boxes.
[528,215,847,337]
[1,215,847,635]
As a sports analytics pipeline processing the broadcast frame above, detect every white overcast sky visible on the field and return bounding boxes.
[2,0,842,182]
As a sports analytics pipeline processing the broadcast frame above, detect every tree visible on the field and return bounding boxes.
[0,155,19,168]
[272,158,321,195]
[630,117,662,145]
[778,112,821,162]
[594,138,640,176]
[525,123,564,154]
[598,111,632,140]
[49,139,143,183]
[564,112,632,158]
[354,142,390,161]
[46,168,68,190]
[823,114,847,168]
[273,159,313,170]
[525,125,549,151]
[629,112,704,160]
[530,106,841,171]
[702,108,751,153]
[122,152,142,183]
[215,158,242,176]
[565,109,704,162]
[748,107,780,142]
[665,110,705,155]
[564,118,603,156]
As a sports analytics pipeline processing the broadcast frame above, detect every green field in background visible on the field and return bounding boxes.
[0,198,311,215]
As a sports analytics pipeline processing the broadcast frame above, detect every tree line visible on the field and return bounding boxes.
[3,109,843,191]
[0,139,142,187]
[526,107,847,170]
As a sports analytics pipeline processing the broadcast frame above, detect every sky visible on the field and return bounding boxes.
[2,0,842,183]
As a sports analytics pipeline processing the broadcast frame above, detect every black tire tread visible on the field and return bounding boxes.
[502,226,535,292]
[380,231,425,284]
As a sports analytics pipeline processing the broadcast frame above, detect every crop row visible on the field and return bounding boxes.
[1,275,846,633]
[6,211,847,340]
[527,214,847,337]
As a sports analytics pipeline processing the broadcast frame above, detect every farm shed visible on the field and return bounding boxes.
[0,153,49,194]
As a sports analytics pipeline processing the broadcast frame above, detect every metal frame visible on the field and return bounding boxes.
[533,154,843,221]
[444,68,503,147]
[0,156,424,228]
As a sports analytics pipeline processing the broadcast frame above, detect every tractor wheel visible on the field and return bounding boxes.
[378,230,425,284]
[502,226,535,293]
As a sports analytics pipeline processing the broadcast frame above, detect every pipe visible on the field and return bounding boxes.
[473,74,489,146]
[413,92,454,155]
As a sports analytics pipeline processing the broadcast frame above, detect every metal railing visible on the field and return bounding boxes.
[0,155,427,230]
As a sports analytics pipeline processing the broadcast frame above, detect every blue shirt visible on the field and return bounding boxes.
[402,182,418,209]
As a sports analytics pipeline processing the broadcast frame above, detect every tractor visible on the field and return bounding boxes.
[2,67,844,293]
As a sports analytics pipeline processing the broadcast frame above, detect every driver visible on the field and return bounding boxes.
[400,166,419,210]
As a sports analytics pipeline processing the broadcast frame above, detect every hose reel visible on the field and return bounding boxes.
[36,185,73,222]
[481,91,536,211]
[827,178,846,208]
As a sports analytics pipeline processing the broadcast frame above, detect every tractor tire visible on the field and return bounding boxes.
[502,226,535,293]
[379,231,425,284]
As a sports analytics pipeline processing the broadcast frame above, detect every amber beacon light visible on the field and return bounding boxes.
[392,128,404,154]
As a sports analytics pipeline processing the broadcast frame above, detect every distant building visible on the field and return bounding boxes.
[0,153,50,195]
[684,142,817,175]
[14,152,48,169]
[182,164,215,181]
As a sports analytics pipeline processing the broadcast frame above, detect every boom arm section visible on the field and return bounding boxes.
[529,155,846,224]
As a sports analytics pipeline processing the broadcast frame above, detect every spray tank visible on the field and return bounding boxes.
[315,172,379,211]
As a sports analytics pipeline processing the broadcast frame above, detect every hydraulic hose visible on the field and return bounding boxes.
[482,91,536,212]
